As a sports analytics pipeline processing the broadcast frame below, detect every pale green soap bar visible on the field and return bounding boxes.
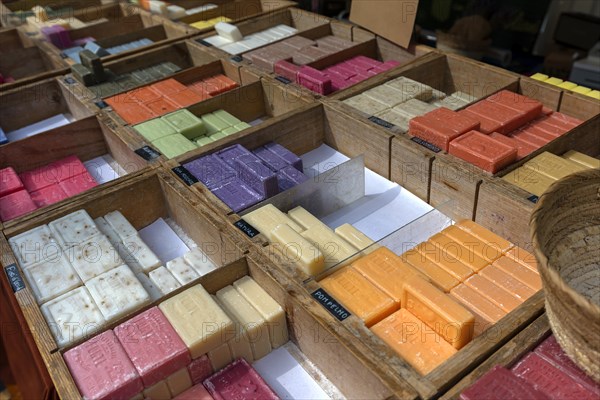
[213,109,242,126]
[195,136,214,147]
[234,122,251,131]
[134,118,176,142]
[221,126,239,136]
[162,109,206,139]
[201,113,230,134]
[209,132,227,141]
[152,134,197,159]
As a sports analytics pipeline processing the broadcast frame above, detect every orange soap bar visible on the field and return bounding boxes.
[352,247,419,306]
[511,129,550,148]
[449,131,518,173]
[450,284,506,336]
[459,109,503,134]
[165,89,206,108]
[490,132,537,160]
[371,308,457,375]
[505,247,539,273]
[402,248,460,292]
[320,267,397,327]
[487,90,543,121]
[152,79,188,95]
[106,99,155,125]
[130,86,161,103]
[409,107,480,151]
[465,100,525,135]
[420,238,480,278]
[464,274,522,312]
[479,265,536,302]
[144,97,178,116]
[493,256,542,291]
[185,82,213,100]
[455,220,514,254]
[402,275,474,349]
[442,225,503,263]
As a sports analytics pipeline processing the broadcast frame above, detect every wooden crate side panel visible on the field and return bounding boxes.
[445,55,520,99]
[390,136,432,202]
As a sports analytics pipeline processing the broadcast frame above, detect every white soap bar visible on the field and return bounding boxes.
[334,224,375,251]
[167,4,186,19]
[234,276,288,348]
[239,37,269,50]
[217,285,271,360]
[287,206,325,230]
[143,380,171,400]
[136,272,163,301]
[104,211,137,239]
[271,224,325,276]
[23,255,82,304]
[40,287,105,347]
[159,285,233,359]
[94,217,122,246]
[183,247,217,276]
[6,114,71,142]
[244,204,304,241]
[49,210,100,248]
[68,234,123,282]
[219,42,251,55]
[208,342,233,371]
[271,24,297,35]
[149,266,182,296]
[121,235,162,273]
[166,256,200,285]
[85,265,150,323]
[166,368,192,397]
[215,22,244,42]
[9,225,61,268]
[252,32,277,42]
[203,35,233,48]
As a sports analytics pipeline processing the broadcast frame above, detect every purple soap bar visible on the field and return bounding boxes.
[277,165,308,191]
[460,366,548,400]
[188,355,213,385]
[512,353,597,400]
[534,336,600,395]
[184,155,236,190]
[212,178,263,213]
[253,146,289,171]
[42,25,72,49]
[297,66,332,95]
[216,144,253,167]
[234,155,279,198]
[263,142,303,172]
[203,358,278,400]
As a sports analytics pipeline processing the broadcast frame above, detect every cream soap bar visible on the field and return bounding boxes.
[301,225,358,268]
[208,342,233,371]
[23,256,82,304]
[166,368,192,397]
[243,204,304,241]
[335,223,374,251]
[167,256,200,285]
[121,234,162,273]
[287,206,325,229]
[184,247,217,276]
[215,296,254,363]
[68,234,124,282]
[150,266,182,295]
[9,225,61,268]
[94,216,123,246]
[271,224,325,276]
[159,285,233,359]
[104,210,138,239]
[49,210,100,248]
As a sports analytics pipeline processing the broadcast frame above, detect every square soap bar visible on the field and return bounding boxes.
[23,255,82,304]
[9,225,61,268]
[449,130,518,173]
[0,167,24,197]
[69,234,123,282]
[49,210,100,248]
[409,107,480,152]
[30,184,68,207]
[134,118,177,142]
[162,110,206,139]
[0,190,37,222]
[59,172,98,197]
[152,134,197,159]
[203,358,278,400]
[149,266,182,295]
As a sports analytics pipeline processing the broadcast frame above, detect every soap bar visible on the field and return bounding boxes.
[371,308,457,375]
[243,204,304,241]
[115,307,191,387]
[384,76,433,102]
[184,247,217,276]
[276,165,308,191]
[460,366,549,400]
[343,94,388,115]
[392,98,437,119]
[402,275,475,349]
[134,118,177,142]
[20,165,60,192]
[402,248,460,293]
[287,206,323,230]
[0,167,24,197]
[166,368,193,397]
[443,225,504,262]
[297,67,332,95]
[455,220,514,254]
[450,284,506,335]
[9,225,61,268]
[374,109,411,131]
[479,265,536,301]
[525,152,586,181]
[104,211,137,239]
[410,107,480,151]
[185,155,236,189]
[233,276,288,349]
[23,255,81,304]
[274,60,301,81]
[449,130,518,173]
[335,224,374,250]
[253,146,289,171]
[489,132,537,160]
[464,274,522,312]
[121,234,162,273]
[143,380,171,400]
[163,110,206,139]
[30,184,68,207]
[64,330,143,400]
[459,109,503,134]
[152,134,198,159]
[167,256,200,285]
[363,84,405,108]
[270,223,325,276]
[211,179,263,213]
[188,355,213,385]
[149,266,182,295]
[562,150,600,169]
[487,90,543,120]
[320,267,397,327]
[59,172,98,197]
[203,358,278,400]
[69,234,124,282]
[505,247,539,273]
[264,142,303,171]
[0,190,37,222]
[174,383,214,400]
[165,89,205,108]
[301,225,358,268]
[502,166,556,197]
[234,155,279,198]
[86,265,151,322]
[159,285,233,359]
[49,210,100,248]
[215,22,243,42]
[40,287,105,347]
[208,342,233,371]
[217,298,254,363]
[428,233,488,273]
[493,256,542,291]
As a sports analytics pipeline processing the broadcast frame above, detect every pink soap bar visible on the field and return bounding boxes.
[30,184,68,207]
[175,383,214,400]
[59,172,98,196]
[188,355,213,385]
[534,336,600,395]
[64,330,143,400]
[0,190,37,221]
[274,60,301,82]
[20,166,61,192]
[51,155,88,181]
[460,366,549,400]
[115,307,191,387]
[512,353,597,400]
[351,55,382,69]
[203,359,278,400]
[327,64,357,80]
[0,167,24,197]
[297,66,332,95]
[380,60,402,70]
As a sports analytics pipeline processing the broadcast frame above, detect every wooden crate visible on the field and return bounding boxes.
[110,77,316,164]
[0,28,69,92]
[0,0,109,28]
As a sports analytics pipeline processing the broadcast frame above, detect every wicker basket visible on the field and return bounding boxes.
[530,168,600,382]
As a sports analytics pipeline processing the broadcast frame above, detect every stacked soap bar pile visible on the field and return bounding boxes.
[64,38,154,63]
[133,109,251,159]
[135,0,217,19]
[461,335,600,399]
[184,144,308,212]
[203,22,298,55]
[531,72,600,99]
[64,276,287,400]
[190,16,232,30]
[343,76,474,130]
[106,75,238,125]
[503,151,599,196]
[0,157,98,222]
[244,204,373,275]
[410,90,584,172]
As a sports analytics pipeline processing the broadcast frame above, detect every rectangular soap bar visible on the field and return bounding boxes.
[270,223,325,276]
[343,94,389,115]
[442,225,504,262]
[493,256,541,291]
[143,380,171,400]
[59,172,98,197]
[506,247,539,272]
[185,155,236,189]
[69,234,124,282]
[215,22,243,42]
[320,266,397,327]
[167,256,200,285]
[502,166,556,197]
[335,224,374,250]
[174,383,214,400]
[363,84,406,108]
[234,155,279,198]
[183,247,217,277]
[489,132,537,160]
[9,225,61,268]
[371,308,457,375]
[150,266,182,296]
[0,167,24,197]
[301,225,358,269]
[187,355,213,385]
[479,265,536,302]
[460,366,549,400]
[487,90,543,120]
[450,284,506,335]
[449,130,518,173]
[204,358,278,399]
[159,285,233,359]
[563,150,600,169]
[402,248,460,293]
[409,107,480,152]
[297,66,332,95]
[211,179,263,213]
[427,233,488,273]
[243,204,304,241]
[152,134,197,159]
[455,220,514,253]
[30,184,68,208]
[121,234,162,273]
[384,76,433,102]
[525,152,586,181]
[104,210,137,239]
[263,142,303,171]
[162,109,206,139]
[392,98,437,119]
[49,210,100,248]
[166,368,193,397]
[23,255,81,304]
[217,298,254,363]
[208,342,233,371]
[464,274,522,312]
[276,165,308,191]
[0,190,38,222]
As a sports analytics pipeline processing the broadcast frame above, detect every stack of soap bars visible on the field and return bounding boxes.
[202,22,298,55]
[531,72,600,99]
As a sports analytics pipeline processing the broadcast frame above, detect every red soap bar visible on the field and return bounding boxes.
[115,307,191,387]
[511,129,551,148]
[64,330,143,400]
[465,100,526,134]
[329,75,352,91]
[203,358,278,400]
[274,60,301,82]
[409,107,480,151]
[327,64,357,80]
[165,89,206,108]
[20,166,61,192]
[188,355,213,385]
[487,90,543,120]
[546,112,583,129]
[129,86,161,103]
[460,366,549,400]
[175,383,214,400]
[512,353,597,400]
[490,132,536,160]
[144,97,178,116]
[0,167,24,197]
[534,336,600,395]
[51,155,88,181]
[520,121,562,140]
[297,66,332,95]
[449,130,518,173]
[30,184,68,207]
[459,109,503,134]
[0,190,37,221]
[107,99,156,125]
[152,78,188,96]
[201,75,237,96]
[59,172,98,196]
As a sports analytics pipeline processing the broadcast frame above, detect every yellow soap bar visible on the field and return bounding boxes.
[562,150,600,169]
[320,267,397,327]
[505,246,539,273]
[557,81,577,90]
[166,368,192,397]
[450,284,506,336]
[402,275,475,349]
[502,166,557,196]
[544,77,563,86]
[530,73,548,81]
[213,295,255,363]
[442,225,503,263]
[371,308,457,375]
[464,274,522,312]
[493,256,542,291]
[159,285,233,359]
[402,248,460,292]
[420,238,481,278]
[586,90,600,99]
[335,223,375,251]
[208,342,233,371]
[455,220,514,254]
[244,204,304,241]
[301,225,358,269]
[479,265,536,302]
[352,247,419,305]
[143,381,170,400]
[287,206,324,229]
[271,223,325,276]
[571,86,592,95]
[525,152,587,181]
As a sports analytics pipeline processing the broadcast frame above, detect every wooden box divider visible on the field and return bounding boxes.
[0,0,107,28]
